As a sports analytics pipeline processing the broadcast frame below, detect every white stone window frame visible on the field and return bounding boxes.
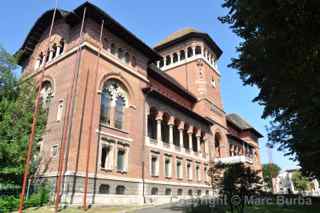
[149,152,160,177]
[195,163,201,182]
[99,139,115,171]
[51,144,58,158]
[204,166,209,182]
[176,158,183,179]
[164,155,172,178]
[115,142,129,173]
[186,160,193,180]
[56,99,64,122]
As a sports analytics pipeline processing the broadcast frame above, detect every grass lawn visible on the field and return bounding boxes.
[245,205,320,213]
[19,205,145,213]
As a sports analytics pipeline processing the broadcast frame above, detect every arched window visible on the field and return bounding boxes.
[124,52,130,64]
[100,80,128,128]
[131,56,137,67]
[99,184,110,194]
[147,109,157,139]
[159,58,164,68]
[187,47,193,58]
[118,48,124,60]
[173,53,178,63]
[197,190,201,196]
[188,189,193,196]
[215,133,221,158]
[100,89,111,125]
[110,43,116,55]
[151,187,158,195]
[180,50,186,60]
[45,49,50,63]
[103,38,108,50]
[165,55,171,66]
[195,46,201,55]
[116,185,126,195]
[177,189,183,196]
[165,188,172,195]
[39,52,44,66]
[40,81,53,108]
[52,43,57,59]
[59,39,64,55]
[115,96,125,129]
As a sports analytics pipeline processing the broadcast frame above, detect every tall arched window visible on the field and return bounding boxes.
[187,47,193,58]
[215,133,221,158]
[173,53,178,63]
[59,39,64,55]
[110,43,116,55]
[100,80,128,129]
[52,43,57,59]
[124,52,130,64]
[166,55,171,65]
[40,81,53,109]
[180,50,186,60]
[100,89,111,125]
[195,46,201,55]
[115,96,125,129]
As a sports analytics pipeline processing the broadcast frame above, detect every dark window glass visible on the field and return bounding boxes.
[115,97,125,129]
[100,90,111,125]
[99,184,110,194]
[116,185,125,195]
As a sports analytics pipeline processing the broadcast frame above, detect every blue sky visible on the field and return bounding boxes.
[0,0,298,171]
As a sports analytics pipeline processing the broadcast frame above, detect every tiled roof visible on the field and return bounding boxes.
[153,28,223,59]
[155,28,201,47]
[226,113,263,138]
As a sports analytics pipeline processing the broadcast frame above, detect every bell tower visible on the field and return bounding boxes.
[153,28,226,126]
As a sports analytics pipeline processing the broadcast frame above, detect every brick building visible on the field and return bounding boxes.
[17,2,263,206]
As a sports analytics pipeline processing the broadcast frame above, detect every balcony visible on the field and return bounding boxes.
[145,136,206,160]
[214,155,253,165]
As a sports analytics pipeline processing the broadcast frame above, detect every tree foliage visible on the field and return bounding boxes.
[219,0,320,178]
[292,171,309,193]
[212,163,263,213]
[262,163,281,190]
[0,46,47,188]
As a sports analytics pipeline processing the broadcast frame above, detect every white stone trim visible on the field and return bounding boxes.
[43,171,210,188]
[24,41,149,84]
[96,129,133,142]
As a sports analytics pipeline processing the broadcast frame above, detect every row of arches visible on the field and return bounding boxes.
[147,107,207,154]
[35,39,65,69]
[157,45,216,69]
[103,38,137,68]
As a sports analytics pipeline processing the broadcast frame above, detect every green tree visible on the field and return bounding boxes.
[218,163,263,213]
[0,46,47,189]
[219,0,320,179]
[262,163,281,191]
[292,171,309,193]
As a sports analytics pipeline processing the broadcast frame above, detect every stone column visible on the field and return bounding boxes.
[56,45,61,57]
[49,48,54,61]
[168,116,175,149]
[188,126,194,154]
[156,111,163,143]
[196,130,201,154]
[178,121,185,151]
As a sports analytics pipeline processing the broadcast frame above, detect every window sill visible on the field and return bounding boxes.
[151,175,159,178]
[165,176,172,179]
[117,170,127,174]
[101,168,113,172]
[100,123,129,134]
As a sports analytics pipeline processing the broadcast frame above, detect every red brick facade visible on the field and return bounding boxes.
[17,2,262,205]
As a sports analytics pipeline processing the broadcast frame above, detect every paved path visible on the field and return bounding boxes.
[131,203,184,213]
